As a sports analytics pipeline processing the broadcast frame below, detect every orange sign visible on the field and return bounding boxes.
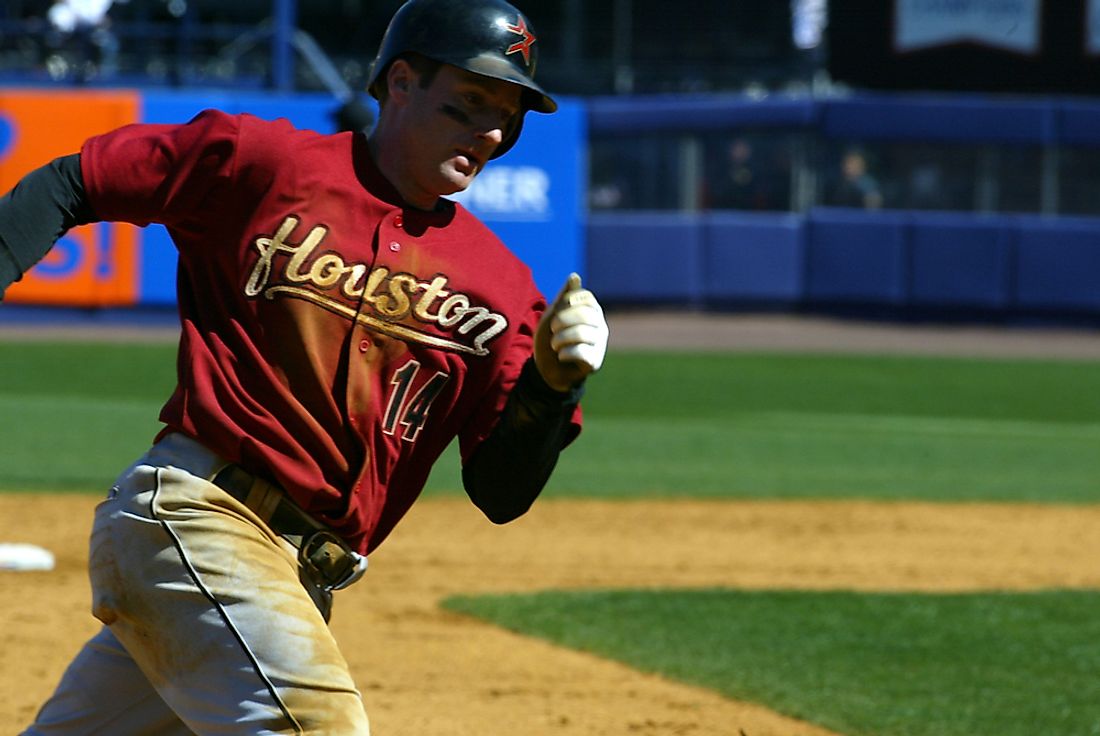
[0,90,141,306]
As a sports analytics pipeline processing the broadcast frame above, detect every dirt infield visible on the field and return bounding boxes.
[3,313,1100,733]
[3,496,1100,734]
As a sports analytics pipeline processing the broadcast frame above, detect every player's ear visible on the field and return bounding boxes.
[387,59,414,103]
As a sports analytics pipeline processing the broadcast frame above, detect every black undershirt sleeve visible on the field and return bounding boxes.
[462,357,583,524]
[0,154,95,300]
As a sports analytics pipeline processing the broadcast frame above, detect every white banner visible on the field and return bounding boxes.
[894,0,1041,54]
[1088,0,1100,54]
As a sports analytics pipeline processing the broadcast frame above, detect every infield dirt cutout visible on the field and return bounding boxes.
[3,494,1100,735]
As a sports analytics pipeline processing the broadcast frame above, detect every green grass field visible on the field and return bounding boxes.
[443,589,1100,736]
[3,342,1098,500]
[440,350,1100,502]
[3,339,1098,734]
[0,342,175,490]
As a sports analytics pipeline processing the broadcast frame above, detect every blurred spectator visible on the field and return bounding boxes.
[706,136,790,211]
[46,0,118,83]
[588,144,636,209]
[588,181,626,209]
[827,148,883,209]
[709,138,760,209]
[906,161,948,209]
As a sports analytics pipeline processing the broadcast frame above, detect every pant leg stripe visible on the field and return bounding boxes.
[150,469,304,734]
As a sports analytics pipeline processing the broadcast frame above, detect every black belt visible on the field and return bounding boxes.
[210,464,364,595]
[211,464,320,539]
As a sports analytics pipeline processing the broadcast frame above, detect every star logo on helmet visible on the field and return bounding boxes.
[504,16,536,66]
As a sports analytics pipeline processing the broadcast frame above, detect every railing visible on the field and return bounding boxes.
[587,92,1100,218]
[585,92,1100,321]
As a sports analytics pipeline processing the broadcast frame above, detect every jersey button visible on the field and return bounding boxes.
[393,214,404,228]
[389,241,401,252]
[359,338,372,353]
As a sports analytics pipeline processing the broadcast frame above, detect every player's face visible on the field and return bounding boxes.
[397,63,522,206]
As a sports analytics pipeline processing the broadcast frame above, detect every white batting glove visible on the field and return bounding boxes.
[534,273,609,392]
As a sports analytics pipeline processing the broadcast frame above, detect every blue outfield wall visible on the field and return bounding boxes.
[587,209,1100,318]
[704,213,804,304]
[588,92,1100,146]
[1016,218,1100,313]
[584,212,706,305]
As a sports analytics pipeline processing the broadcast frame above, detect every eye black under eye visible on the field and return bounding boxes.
[440,104,470,123]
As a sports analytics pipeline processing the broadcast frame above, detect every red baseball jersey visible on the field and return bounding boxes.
[80,109,580,554]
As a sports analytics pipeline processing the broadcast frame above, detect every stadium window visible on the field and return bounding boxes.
[588,135,684,211]
[1057,147,1100,217]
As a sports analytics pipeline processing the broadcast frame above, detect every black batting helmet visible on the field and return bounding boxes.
[367,0,557,158]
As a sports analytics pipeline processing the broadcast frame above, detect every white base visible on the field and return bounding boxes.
[0,543,56,571]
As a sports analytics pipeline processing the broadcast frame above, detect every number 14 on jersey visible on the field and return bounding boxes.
[382,360,450,442]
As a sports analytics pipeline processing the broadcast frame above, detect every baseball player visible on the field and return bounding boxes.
[1,0,608,733]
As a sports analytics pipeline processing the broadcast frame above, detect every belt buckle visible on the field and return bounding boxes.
[298,530,367,592]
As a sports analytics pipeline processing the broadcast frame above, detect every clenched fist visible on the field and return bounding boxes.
[534,273,609,392]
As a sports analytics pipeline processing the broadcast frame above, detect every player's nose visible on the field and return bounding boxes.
[477,125,505,148]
